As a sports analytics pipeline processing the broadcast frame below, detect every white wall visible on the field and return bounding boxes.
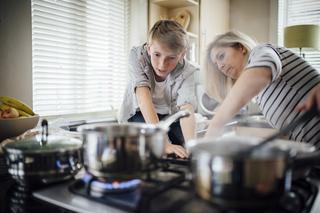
[0,0,32,106]
[268,0,278,45]
[230,0,278,43]
[199,0,230,83]
[129,0,148,47]
[200,0,230,48]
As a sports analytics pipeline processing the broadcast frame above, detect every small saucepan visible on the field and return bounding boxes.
[1,120,83,186]
[77,110,190,181]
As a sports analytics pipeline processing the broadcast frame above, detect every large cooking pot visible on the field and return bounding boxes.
[77,110,190,180]
[188,106,320,207]
[1,120,83,186]
[188,136,320,207]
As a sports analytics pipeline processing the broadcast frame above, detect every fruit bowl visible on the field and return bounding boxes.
[0,115,40,142]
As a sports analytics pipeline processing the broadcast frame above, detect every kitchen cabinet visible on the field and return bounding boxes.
[149,0,200,65]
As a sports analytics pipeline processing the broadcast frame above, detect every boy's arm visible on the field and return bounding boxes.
[135,86,159,124]
[179,103,196,142]
[175,69,197,143]
[136,86,188,158]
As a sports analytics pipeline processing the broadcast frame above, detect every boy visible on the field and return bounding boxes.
[119,20,198,158]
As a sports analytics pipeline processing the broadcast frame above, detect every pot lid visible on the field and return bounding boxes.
[3,134,82,154]
[188,136,315,158]
[3,119,82,154]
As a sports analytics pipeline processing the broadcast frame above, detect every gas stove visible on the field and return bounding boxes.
[31,159,320,213]
[1,159,320,213]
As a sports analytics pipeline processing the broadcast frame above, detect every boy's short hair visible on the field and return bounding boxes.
[148,20,189,53]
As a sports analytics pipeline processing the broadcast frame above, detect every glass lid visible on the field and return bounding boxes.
[3,119,82,153]
[3,134,82,153]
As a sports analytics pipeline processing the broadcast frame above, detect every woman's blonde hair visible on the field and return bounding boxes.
[148,20,189,53]
[205,31,257,102]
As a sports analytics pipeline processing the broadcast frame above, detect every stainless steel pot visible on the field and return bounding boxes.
[188,136,320,207]
[77,110,190,180]
[1,120,83,186]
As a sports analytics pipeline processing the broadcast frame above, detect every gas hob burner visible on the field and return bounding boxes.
[67,168,187,211]
[82,173,142,195]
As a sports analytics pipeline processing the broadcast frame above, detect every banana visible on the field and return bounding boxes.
[0,104,10,111]
[17,109,32,117]
[0,96,35,116]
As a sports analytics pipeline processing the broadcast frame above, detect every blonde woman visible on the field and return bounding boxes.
[119,20,197,158]
[204,31,320,148]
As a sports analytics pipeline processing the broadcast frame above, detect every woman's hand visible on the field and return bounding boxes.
[204,125,224,138]
[296,84,320,112]
[165,142,189,158]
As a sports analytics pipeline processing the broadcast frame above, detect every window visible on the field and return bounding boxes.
[278,0,320,71]
[32,0,130,116]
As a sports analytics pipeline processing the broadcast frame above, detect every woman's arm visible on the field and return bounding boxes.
[205,67,272,138]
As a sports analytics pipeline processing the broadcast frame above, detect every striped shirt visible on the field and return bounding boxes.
[246,44,320,149]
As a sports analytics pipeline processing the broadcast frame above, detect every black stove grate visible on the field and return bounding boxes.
[69,167,187,212]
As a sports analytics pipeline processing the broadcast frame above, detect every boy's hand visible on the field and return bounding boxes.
[165,142,189,158]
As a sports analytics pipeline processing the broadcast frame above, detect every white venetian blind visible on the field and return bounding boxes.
[32,0,130,116]
[278,0,320,71]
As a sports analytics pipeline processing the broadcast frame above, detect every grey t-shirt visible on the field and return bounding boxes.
[246,44,320,148]
[118,44,198,122]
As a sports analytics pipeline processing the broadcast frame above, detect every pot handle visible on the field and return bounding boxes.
[293,150,320,169]
[158,110,191,130]
[41,119,49,146]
